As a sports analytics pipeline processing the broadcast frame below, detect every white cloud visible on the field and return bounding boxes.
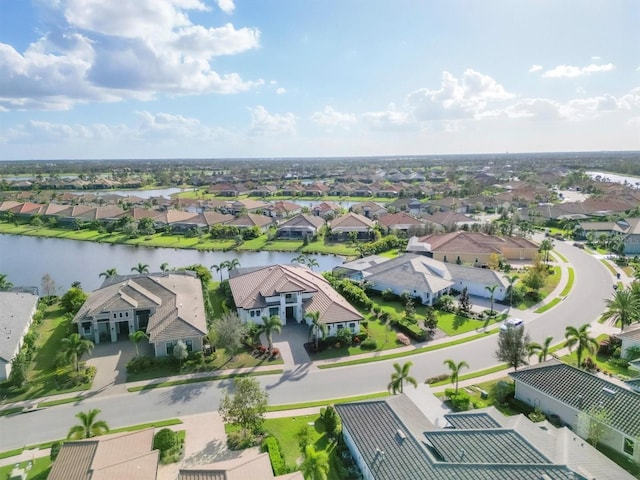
[528,64,543,73]
[0,0,262,110]
[361,110,412,131]
[310,106,356,129]
[542,63,614,78]
[216,0,235,14]
[407,69,513,120]
[276,87,286,95]
[591,56,601,60]
[248,105,296,136]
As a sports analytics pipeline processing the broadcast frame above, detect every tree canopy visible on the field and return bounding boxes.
[219,377,268,437]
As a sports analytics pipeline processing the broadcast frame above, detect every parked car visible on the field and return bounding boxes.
[500,317,524,332]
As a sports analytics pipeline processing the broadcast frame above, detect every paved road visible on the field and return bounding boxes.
[0,241,613,451]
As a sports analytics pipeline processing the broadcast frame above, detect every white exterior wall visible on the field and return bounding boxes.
[342,426,374,480]
[0,361,9,382]
[370,280,439,306]
[325,321,360,336]
[621,337,640,358]
[514,381,637,462]
[452,279,507,301]
[154,336,204,357]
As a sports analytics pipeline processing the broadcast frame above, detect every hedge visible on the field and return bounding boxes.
[261,436,288,475]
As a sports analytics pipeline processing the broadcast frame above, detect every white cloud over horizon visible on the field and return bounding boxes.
[542,63,614,78]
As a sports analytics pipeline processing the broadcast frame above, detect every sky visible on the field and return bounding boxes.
[0,0,638,160]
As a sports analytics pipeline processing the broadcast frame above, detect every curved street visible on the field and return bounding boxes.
[0,240,615,452]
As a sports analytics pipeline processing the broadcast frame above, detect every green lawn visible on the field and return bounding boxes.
[0,457,50,480]
[263,415,343,480]
[0,305,93,403]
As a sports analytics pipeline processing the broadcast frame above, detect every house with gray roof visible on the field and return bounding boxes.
[336,387,634,480]
[276,214,325,239]
[0,291,39,381]
[74,272,207,357]
[511,359,640,464]
[178,452,303,480]
[329,212,375,241]
[228,264,363,337]
[337,253,508,306]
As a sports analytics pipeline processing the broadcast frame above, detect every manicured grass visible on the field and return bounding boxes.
[0,305,93,403]
[263,415,343,480]
[267,391,390,412]
[427,364,509,387]
[558,335,632,378]
[317,330,496,369]
[553,250,569,263]
[0,407,23,417]
[560,267,574,296]
[38,396,83,408]
[535,298,562,313]
[127,369,283,392]
[0,448,24,459]
[435,311,502,336]
[600,259,618,277]
[302,239,357,256]
[107,418,183,435]
[0,456,50,480]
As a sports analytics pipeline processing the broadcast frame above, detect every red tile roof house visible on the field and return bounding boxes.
[377,212,430,235]
[263,200,302,219]
[312,201,342,219]
[225,213,274,232]
[74,272,207,356]
[276,214,325,239]
[228,264,363,338]
[329,212,376,241]
[408,231,539,266]
[48,429,159,480]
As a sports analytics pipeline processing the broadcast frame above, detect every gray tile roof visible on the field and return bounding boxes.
[510,360,640,438]
[363,254,454,294]
[0,291,38,364]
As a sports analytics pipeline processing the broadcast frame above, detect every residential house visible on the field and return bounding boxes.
[388,197,424,214]
[407,231,539,266]
[207,183,249,197]
[328,184,352,197]
[178,452,303,480]
[422,211,477,231]
[377,212,432,236]
[511,359,640,464]
[616,324,640,357]
[202,211,234,228]
[221,199,267,215]
[263,200,302,219]
[338,253,508,305]
[329,212,375,241]
[228,264,363,336]
[0,291,39,381]
[376,184,401,198]
[48,429,158,480]
[276,214,325,239]
[74,272,207,357]
[225,213,274,232]
[153,210,201,232]
[336,385,634,480]
[575,220,629,240]
[350,201,388,219]
[312,201,342,219]
[279,183,305,196]
[251,184,278,197]
[303,182,329,197]
[351,183,375,197]
[424,197,466,214]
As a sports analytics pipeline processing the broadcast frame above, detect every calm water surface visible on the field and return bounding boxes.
[0,234,346,292]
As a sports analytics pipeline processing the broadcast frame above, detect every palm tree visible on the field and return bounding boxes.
[528,335,553,362]
[506,274,519,308]
[210,263,224,281]
[565,324,598,369]
[98,268,118,279]
[388,361,417,395]
[443,359,469,395]
[260,315,283,351]
[61,333,94,372]
[305,258,319,271]
[485,284,499,314]
[538,238,554,263]
[601,287,640,332]
[227,258,241,272]
[301,445,329,480]
[291,254,307,265]
[0,273,13,291]
[67,409,109,440]
[159,262,170,273]
[131,262,150,274]
[307,311,327,351]
[129,330,148,357]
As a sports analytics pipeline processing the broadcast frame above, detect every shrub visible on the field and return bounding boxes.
[425,374,449,384]
[491,380,515,405]
[445,388,471,411]
[261,436,289,475]
[227,430,256,450]
[360,338,378,350]
[126,355,155,374]
[50,442,62,462]
[528,407,546,423]
[154,428,178,454]
[336,328,353,346]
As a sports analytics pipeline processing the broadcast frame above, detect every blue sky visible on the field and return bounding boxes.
[0,0,638,160]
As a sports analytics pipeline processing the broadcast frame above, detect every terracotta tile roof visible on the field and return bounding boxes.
[226,213,273,228]
[277,214,325,230]
[48,429,158,480]
[377,212,425,227]
[417,231,538,255]
[229,265,363,325]
[202,211,234,226]
[330,212,375,231]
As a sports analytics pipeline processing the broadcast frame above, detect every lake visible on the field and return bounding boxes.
[0,234,346,293]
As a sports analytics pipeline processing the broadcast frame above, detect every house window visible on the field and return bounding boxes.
[269,307,279,317]
[119,312,123,318]
[125,312,129,317]
[185,339,193,352]
[624,438,635,456]
[113,313,117,319]
[82,322,92,335]
[337,324,344,331]
[349,322,356,332]
[166,342,175,355]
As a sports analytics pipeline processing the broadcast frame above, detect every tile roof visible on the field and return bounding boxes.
[417,231,538,255]
[225,213,273,228]
[510,360,640,438]
[48,429,158,480]
[443,412,501,430]
[377,212,425,228]
[330,212,375,231]
[277,214,325,230]
[362,254,454,294]
[178,452,304,480]
[229,265,362,325]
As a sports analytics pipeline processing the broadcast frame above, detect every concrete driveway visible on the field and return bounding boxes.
[271,321,311,368]
[86,340,153,395]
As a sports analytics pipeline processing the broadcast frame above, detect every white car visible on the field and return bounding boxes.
[500,317,524,332]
